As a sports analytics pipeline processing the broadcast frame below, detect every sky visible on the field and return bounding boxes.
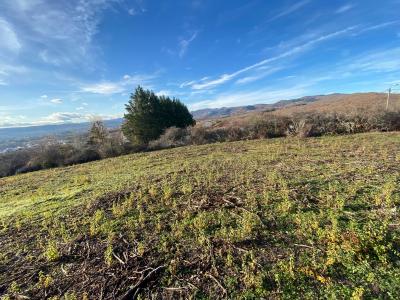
[0,0,399,127]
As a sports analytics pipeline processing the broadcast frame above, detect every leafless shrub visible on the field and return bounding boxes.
[248,116,290,139]
[148,127,191,150]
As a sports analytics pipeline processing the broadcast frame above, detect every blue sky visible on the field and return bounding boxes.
[0,0,399,127]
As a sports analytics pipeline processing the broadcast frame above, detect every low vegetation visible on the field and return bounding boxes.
[149,109,400,149]
[1,132,400,298]
[1,89,399,179]
[0,125,132,178]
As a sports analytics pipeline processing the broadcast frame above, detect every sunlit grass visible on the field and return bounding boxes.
[1,132,400,299]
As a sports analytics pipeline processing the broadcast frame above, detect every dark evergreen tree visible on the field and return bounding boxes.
[122,86,195,144]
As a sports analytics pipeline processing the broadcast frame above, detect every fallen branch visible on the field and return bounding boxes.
[112,252,125,265]
[293,243,321,251]
[121,265,165,300]
[206,273,227,297]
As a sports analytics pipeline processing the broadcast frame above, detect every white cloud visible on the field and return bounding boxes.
[335,4,355,14]
[235,67,283,85]
[11,0,42,12]
[40,94,48,99]
[0,111,121,127]
[356,21,400,35]
[81,82,125,94]
[81,73,158,94]
[127,4,146,16]
[180,80,197,88]
[1,0,123,67]
[39,112,120,125]
[0,63,28,84]
[0,114,27,128]
[179,32,198,58]
[0,18,22,54]
[187,26,356,90]
[270,0,311,21]
[50,98,63,104]
[41,112,88,123]
[189,85,310,110]
[156,90,171,96]
[128,8,137,15]
[347,48,400,73]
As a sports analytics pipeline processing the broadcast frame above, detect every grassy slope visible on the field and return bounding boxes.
[211,93,400,128]
[1,132,400,299]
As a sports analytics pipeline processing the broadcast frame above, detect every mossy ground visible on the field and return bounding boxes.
[1,132,400,299]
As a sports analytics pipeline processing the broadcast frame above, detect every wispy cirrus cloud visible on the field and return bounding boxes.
[0,0,133,69]
[335,3,355,14]
[346,47,400,73]
[179,31,199,58]
[39,111,121,125]
[235,67,283,85]
[80,73,158,95]
[81,82,126,95]
[185,26,357,90]
[355,20,400,35]
[49,98,63,104]
[0,111,121,128]
[0,18,21,55]
[0,63,28,85]
[189,85,310,110]
[269,0,311,22]
[182,21,400,91]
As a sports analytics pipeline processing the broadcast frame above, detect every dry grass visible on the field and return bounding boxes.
[209,93,400,128]
[1,132,400,299]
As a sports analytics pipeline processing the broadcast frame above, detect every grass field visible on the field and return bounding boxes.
[1,132,400,299]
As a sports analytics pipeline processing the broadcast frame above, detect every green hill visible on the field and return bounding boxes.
[1,132,400,299]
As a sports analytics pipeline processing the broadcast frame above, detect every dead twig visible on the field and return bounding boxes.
[121,265,165,300]
[293,243,321,251]
[206,273,227,297]
[112,252,125,265]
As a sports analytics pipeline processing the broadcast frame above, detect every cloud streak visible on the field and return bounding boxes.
[0,0,126,68]
[80,73,158,95]
[269,0,311,21]
[49,98,63,104]
[189,85,310,110]
[183,21,400,91]
[0,18,22,54]
[186,26,356,90]
[336,4,355,14]
[179,32,198,58]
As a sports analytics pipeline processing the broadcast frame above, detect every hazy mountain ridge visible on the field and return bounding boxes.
[191,95,323,119]
[1,92,397,151]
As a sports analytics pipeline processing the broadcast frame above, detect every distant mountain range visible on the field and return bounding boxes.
[0,118,124,142]
[191,95,321,119]
[1,92,398,150]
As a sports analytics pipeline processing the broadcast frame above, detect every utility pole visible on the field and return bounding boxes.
[386,83,399,111]
[386,88,391,111]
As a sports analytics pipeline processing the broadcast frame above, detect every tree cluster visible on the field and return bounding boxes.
[122,86,195,144]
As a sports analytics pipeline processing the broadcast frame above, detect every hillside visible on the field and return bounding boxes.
[1,132,400,298]
[1,93,397,152]
[191,96,323,120]
[207,92,400,128]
